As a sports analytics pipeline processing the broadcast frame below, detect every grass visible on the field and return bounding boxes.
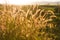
[0,4,59,40]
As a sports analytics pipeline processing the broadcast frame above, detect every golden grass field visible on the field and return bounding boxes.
[0,4,60,40]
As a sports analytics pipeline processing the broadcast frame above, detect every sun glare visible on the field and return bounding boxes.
[0,0,40,5]
[0,0,60,5]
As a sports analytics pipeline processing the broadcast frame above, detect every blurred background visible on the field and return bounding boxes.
[0,0,60,5]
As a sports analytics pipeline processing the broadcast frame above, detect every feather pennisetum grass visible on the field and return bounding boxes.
[0,5,57,40]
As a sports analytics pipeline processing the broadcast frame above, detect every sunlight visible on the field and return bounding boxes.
[0,0,60,5]
[0,0,40,5]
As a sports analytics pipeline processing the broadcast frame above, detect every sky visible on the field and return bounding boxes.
[0,0,60,5]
